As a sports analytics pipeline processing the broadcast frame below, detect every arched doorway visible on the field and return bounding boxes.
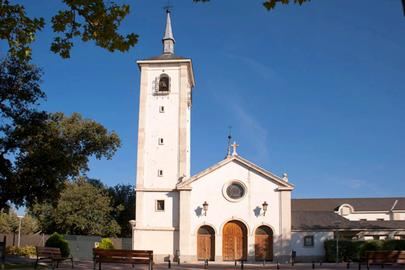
[255,225,273,261]
[222,221,247,261]
[197,225,215,261]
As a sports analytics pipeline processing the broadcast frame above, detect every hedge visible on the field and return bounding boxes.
[324,240,405,262]
[45,232,70,258]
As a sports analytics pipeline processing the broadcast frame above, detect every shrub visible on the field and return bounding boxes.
[381,240,405,251]
[98,238,114,249]
[359,240,382,257]
[45,232,70,257]
[6,245,18,255]
[324,239,405,262]
[6,245,36,257]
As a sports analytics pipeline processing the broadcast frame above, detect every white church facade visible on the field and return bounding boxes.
[131,12,405,263]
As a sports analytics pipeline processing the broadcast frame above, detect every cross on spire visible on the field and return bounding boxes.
[231,141,239,156]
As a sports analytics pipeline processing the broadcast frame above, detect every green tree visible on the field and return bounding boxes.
[194,0,405,15]
[0,56,121,209]
[34,178,121,236]
[108,184,135,237]
[1,0,138,60]
[30,202,57,234]
[0,210,39,234]
[0,210,18,233]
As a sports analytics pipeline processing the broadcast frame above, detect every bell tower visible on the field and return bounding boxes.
[133,10,195,260]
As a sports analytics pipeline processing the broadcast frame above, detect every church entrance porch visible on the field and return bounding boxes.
[197,225,215,261]
[255,225,273,261]
[222,221,247,261]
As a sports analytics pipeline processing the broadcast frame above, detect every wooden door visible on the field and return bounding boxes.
[255,226,273,261]
[222,221,247,261]
[197,226,215,261]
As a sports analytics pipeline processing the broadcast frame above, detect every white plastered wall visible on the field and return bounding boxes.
[291,231,334,261]
[182,160,292,262]
[137,63,192,190]
[134,60,193,261]
[343,213,391,221]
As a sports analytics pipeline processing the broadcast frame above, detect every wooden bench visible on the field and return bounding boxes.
[93,248,153,270]
[365,250,405,269]
[0,236,5,269]
[35,246,74,269]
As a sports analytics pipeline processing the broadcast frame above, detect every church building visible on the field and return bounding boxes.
[131,11,405,263]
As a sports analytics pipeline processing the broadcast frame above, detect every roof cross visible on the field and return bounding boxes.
[231,141,239,156]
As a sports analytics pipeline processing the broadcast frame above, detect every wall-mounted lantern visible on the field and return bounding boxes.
[202,201,209,216]
[262,201,268,216]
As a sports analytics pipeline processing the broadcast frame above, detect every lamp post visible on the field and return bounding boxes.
[202,201,208,216]
[17,215,23,248]
[129,220,136,249]
[262,201,268,216]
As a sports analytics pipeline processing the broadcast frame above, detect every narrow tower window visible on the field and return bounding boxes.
[158,138,164,145]
[156,200,165,211]
[158,169,163,177]
[158,74,170,93]
[159,106,165,113]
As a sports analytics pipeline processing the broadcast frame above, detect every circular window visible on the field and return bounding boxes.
[226,183,245,199]
[223,181,247,202]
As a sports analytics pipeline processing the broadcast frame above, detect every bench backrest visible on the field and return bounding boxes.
[0,236,5,261]
[366,251,405,263]
[36,247,62,258]
[93,248,153,259]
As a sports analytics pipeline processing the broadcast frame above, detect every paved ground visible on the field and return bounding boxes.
[3,256,405,270]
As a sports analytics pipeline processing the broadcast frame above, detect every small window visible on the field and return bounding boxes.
[158,74,170,93]
[158,138,164,145]
[158,170,163,177]
[156,200,165,211]
[159,106,165,113]
[304,236,314,247]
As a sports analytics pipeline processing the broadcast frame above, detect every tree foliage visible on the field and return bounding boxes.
[0,56,121,209]
[193,0,309,10]
[0,0,138,60]
[261,0,308,10]
[0,209,39,234]
[32,178,121,236]
[108,184,135,237]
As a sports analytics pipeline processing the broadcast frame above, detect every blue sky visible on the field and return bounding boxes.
[4,0,405,199]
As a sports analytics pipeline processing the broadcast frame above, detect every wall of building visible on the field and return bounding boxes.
[136,63,192,190]
[136,191,179,228]
[343,213,390,221]
[291,231,334,262]
[393,212,405,220]
[183,160,292,262]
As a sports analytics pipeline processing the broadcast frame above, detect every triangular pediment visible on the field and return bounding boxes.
[176,155,294,190]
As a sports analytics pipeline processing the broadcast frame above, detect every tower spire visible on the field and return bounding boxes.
[162,10,175,54]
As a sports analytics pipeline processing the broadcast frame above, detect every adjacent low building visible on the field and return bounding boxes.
[291,198,405,261]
